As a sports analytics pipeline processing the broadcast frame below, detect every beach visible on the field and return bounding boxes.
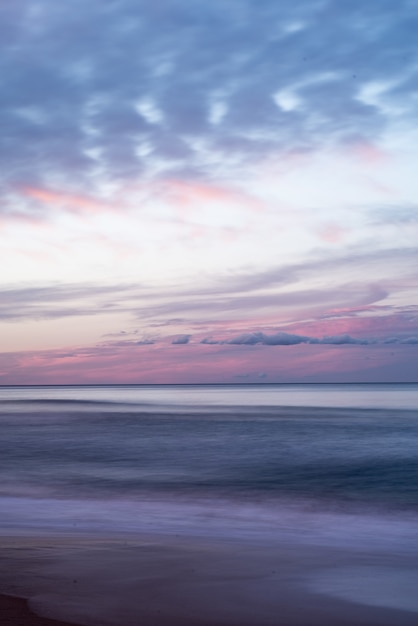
[0,593,79,626]
[1,532,418,626]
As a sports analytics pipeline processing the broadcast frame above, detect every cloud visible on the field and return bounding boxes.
[1,0,418,202]
[201,331,375,346]
[1,232,413,343]
[383,336,418,345]
[0,283,139,321]
[200,337,220,345]
[2,335,417,385]
[162,179,264,217]
[314,334,371,345]
[369,204,418,226]
[226,333,264,345]
[22,187,111,215]
[170,247,415,307]
[134,281,390,322]
[98,328,416,348]
[0,1,417,385]
[199,327,418,347]
[400,337,418,344]
[228,332,310,345]
[0,245,416,329]
[171,334,191,344]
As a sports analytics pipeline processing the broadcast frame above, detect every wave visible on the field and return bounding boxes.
[1,398,416,420]
[1,493,418,555]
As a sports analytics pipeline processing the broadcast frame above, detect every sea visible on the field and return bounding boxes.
[0,383,417,543]
[1,383,418,620]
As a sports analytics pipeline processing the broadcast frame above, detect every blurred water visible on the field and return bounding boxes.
[0,384,417,551]
[1,382,418,410]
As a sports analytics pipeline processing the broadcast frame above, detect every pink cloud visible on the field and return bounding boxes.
[317,222,348,243]
[163,179,265,216]
[286,307,418,340]
[348,140,388,165]
[364,177,397,197]
[22,187,112,215]
[0,212,42,229]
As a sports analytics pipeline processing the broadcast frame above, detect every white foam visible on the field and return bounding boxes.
[309,566,418,613]
[1,495,418,555]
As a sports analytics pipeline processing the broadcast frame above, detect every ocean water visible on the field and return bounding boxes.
[1,384,418,551]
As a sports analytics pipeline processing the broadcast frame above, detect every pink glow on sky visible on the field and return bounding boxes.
[316,222,348,243]
[23,187,111,215]
[163,179,265,218]
[1,0,417,383]
[349,141,388,165]
[1,341,416,385]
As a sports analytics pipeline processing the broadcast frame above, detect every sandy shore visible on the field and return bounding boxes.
[1,533,418,626]
[0,593,81,626]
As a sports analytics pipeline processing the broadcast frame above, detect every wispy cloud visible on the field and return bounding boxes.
[1,245,416,329]
[22,187,112,215]
[0,283,139,321]
[1,0,418,197]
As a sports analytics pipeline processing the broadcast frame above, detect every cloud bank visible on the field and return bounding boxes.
[1,0,418,202]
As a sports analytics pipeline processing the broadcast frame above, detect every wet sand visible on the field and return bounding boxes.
[0,593,80,626]
[1,533,418,626]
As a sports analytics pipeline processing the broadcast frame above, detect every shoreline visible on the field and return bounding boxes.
[1,532,418,626]
[0,593,81,626]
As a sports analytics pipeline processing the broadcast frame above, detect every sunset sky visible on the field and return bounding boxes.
[1,0,418,383]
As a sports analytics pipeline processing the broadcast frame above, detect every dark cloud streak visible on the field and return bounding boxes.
[200,331,373,346]
[171,334,191,344]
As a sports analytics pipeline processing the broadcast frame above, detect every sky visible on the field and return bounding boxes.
[1,0,418,384]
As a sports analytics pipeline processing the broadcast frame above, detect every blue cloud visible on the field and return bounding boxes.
[314,334,372,345]
[384,336,418,345]
[1,0,418,201]
[171,334,191,344]
[201,331,372,346]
